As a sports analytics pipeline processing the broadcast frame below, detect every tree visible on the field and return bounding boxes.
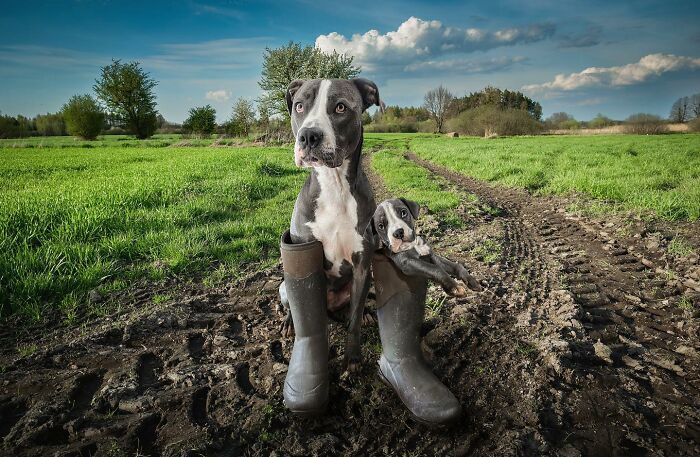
[34,112,66,136]
[258,42,360,118]
[62,95,105,140]
[450,86,542,120]
[183,105,216,137]
[689,93,700,119]
[424,85,454,133]
[588,113,614,129]
[545,112,575,129]
[231,98,256,137]
[670,96,689,123]
[94,59,159,139]
[624,113,668,135]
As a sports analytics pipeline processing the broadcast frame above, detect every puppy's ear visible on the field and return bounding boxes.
[351,78,382,112]
[286,79,305,114]
[399,198,420,219]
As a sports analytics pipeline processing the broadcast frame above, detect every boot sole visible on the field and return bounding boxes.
[377,368,460,428]
[285,401,328,418]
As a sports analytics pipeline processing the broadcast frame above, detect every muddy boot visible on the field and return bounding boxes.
[372,253,462,425]
[280,230,329,415]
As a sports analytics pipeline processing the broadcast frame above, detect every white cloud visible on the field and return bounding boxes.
[523,53,700,92]
[205,89,231,102]
[405,56,526,73]
[315,16,554,70]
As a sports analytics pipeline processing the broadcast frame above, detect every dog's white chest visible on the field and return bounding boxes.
[306,163,364,277]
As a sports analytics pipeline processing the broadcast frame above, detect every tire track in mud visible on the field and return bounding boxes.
[405,151,700,456]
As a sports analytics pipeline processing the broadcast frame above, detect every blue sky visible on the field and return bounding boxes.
[1,0,699,122]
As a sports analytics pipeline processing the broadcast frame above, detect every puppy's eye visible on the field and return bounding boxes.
[295,102,304,113]
[377,223,384,230]
[335,103,346,114]
[400,209,407,218]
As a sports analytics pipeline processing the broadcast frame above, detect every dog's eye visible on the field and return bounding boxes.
[377,223,384,230]
[400,209,407,218]
[295,102,304,113]
[335,103,346,114]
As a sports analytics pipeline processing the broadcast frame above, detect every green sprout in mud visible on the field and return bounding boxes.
[426,294,447,319]
[677,297,695,311]
[472,239,502,264]
[152,293,172,305]
[516,342,537,358]
[668,237,694,257]
[17,343,38,357]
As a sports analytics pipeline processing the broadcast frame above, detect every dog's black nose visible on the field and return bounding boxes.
[392,228,404,239]
[298,127,323,149]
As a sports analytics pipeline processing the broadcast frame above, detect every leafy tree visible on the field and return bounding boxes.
[183,105,216,137]
[94,59,159,139]
[424,85,454,133]
[588,113,614,129]
[62,95,105,140]
[450,86,543,120]
[258,41,360,118]
[0,114,31,139]
[545,112,575,129]
[231,98,256,137]
[670,96,689,123]
[34,112,66,136]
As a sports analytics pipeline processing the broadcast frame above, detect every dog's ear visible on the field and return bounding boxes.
[351,78,383,112]
[399,198,420,219]
[369,217,383,249]
[286,79,305,114]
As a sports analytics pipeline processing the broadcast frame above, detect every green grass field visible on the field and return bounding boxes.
[2,132,700,324]
[1,141,307,322]
[408,134,700,220]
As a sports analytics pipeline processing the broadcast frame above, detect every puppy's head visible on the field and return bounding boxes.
[286,78,382,168]
[371,198,420,253]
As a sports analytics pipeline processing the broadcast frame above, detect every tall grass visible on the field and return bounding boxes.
[0,144,306,321]
[410,134,700,220]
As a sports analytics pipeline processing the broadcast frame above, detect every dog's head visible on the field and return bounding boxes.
[371,198,421,253]
[286,78,382,168]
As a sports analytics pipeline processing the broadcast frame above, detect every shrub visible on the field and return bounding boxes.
[559,119,581,130]
[0,114,31,139]
[624,113,669,135]
[688,117,700,133]
[183,105,217,137]
[447,106,543,137]
[61,95,105,140]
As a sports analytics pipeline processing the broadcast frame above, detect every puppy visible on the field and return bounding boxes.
[371,198,482,296]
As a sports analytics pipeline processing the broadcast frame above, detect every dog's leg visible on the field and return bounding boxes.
[278,281,295,337]
[431,254,482,291]
[345,257,371,373]
[395,257,466,296]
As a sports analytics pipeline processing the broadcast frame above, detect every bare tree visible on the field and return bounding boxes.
[690,93,700,119]
[670,96,689,123]
[423,85,454,133]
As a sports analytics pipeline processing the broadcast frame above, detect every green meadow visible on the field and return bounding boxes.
[1,133,699,323]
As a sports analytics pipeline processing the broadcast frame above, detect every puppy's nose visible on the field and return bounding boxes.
[392,228,404,239]
[298,127,323,149]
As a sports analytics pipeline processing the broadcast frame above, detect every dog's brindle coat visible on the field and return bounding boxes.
[279,78,381,371]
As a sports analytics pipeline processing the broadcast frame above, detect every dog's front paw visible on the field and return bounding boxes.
[343,343,362,374]
[362,308,376,326]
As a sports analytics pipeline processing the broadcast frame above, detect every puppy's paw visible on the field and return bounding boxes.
[460,272,483,291]
[449,284,468,297]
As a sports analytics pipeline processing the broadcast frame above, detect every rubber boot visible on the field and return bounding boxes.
[372,253,462,425]
[280,230,328,415]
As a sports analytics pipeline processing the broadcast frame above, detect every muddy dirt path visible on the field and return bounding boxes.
[1,150,698,456]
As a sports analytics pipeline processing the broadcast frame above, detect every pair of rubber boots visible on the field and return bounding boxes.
[280,230,461,425]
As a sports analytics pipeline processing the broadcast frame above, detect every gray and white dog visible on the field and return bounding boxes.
[371,198,482,296]
[279,78,382,371]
